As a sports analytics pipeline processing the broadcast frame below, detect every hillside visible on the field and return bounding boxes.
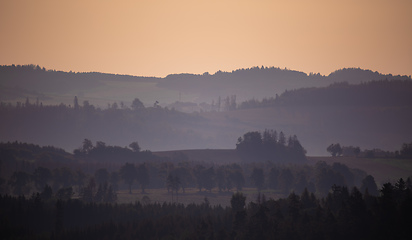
[1,66,411,155]
[0,64,165,107]
[198,80,412,155]
[1,81,411,155]
[1,65,410,108]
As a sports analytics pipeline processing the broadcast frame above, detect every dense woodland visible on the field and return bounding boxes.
[237,80,412,109]
[1,139,412,239]
[1,175,411,239]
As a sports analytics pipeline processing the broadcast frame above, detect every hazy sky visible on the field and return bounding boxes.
[1,0,411,77]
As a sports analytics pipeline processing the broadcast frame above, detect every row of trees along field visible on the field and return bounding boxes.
[2,157,384,201]
[327,142,412,158]
[1,177,411,239]
[1,135,397,199]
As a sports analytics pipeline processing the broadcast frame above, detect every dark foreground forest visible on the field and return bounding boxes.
[1,180,412,240]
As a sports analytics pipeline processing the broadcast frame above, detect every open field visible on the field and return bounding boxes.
[116,187,283,207]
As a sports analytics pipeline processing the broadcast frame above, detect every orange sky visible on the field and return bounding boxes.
[1,0,411,77]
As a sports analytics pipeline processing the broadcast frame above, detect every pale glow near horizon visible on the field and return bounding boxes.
[0,0,411,77]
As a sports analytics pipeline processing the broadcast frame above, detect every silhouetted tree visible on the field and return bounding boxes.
[278,168,294,194]
[400,142,412,158]
[105,185,117,203]
[131,98,145,110]
[82,138,93,154]
[8,171,31,195]
[202,167,216,192]
[193,165,205,191]
[216,166,229,192]
[52,167,74,191]
[278,131,286,146]
[120,163,137,194]
[287,192,301,220]
[129,141,141,152]
[40,184,53,200]
[360,175,379,196]
[332,162,354,187]
[109,171,120,192]
[33,166,52,191]
[171,166,192,193]
[236,131,263,161]
[94,168,109,186]
[25,97,30,107]
[315,161,345,196]
[80,177,96,202]
[136,163,149,193]
[194,166,216,192]
[287,135,307,162]
[354,147,361,157]
[231,192,246,212]
[327,143,342,157]
[230,170,245,191]
[268,167,279,190]
[73,96,79,110]
[167,174,180,201]
[74,169,86,193]
[251,168,264,192]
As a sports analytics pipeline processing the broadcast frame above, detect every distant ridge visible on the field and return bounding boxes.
[327,67,411,84]
[1,64,410,106]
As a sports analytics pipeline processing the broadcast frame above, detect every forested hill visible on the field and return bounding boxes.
[212,80,412,155]
[279,80,412,107]
[158,67,411,103]
[0,64,162,107]
[0,103,207,152]
[0,64,158,94]
[1,64,410,107]
[239,80,412,109]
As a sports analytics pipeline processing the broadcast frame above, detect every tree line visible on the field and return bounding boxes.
[1,177,411,239]
[236,130,307,163]
[327,142,412,158]
[1,140,388,200]
[237,80,412,110]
